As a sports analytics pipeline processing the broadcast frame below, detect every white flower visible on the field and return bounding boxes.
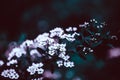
[7,59,17,66]
[57,61,75,68]
[48,38,55,45]
[48,43,59,50]
[95,33,100,36]
[59,43,66,48]
[66,27,72,32]
[66,27,77,32]
[59,46,66,52]
[0,60,4,66]
[58,52,66,58]
[35,33,49,42]
[73,27,77,31]
[88,48,93,52]
[62,55,70,61]
[66,34,76,41]
[20,40,34,48]
[56,60,63,67]
[37,68,44,74]
[64,61,74,68]
[79,22,89,28]
[48,43,60,56]
[37,62,44,67]
[27,66,36,75]
[60,33,77,42]
[1,69,19,79]
[82,47,94,53]
[97,26,100,28]
[59,43,66,52]
[27,62,44,75]
[50,27,64,37]
[83,47,86,52]
[48,50,55,56]
[58,53,69,61]
[34,33,51,49]
[8,47,26,60]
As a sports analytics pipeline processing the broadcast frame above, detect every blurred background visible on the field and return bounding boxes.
[0,0,120,80]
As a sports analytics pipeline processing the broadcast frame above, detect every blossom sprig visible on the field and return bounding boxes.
[0,19,114,80]
[1,69,19,79]
[27,62,44,75]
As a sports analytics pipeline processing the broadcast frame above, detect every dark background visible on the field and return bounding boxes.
[1,0,120,41]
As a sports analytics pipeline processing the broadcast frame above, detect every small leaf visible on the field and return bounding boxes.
[92,41,102,47]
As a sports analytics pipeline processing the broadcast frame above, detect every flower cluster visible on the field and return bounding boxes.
[1,69,19,79]
[27,62,44,75]
[82,47,94,54]
[7,59,17,66]
[8,47,26,60]
[0,19,114,79]
[66,27,77,32]
[50,27,64,37]
[56,60,74,68]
